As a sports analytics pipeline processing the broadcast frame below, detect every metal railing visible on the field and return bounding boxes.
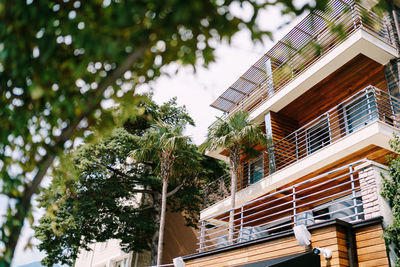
[203,86,400,208]
[211,0,395,120]
[272,85,400,171]
[203,173,231,208]
[198,159,374,252]
[203,154,269,207]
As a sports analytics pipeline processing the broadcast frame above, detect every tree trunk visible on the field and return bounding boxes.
[228,145,241,243]
[157,178,168,266]
[228,166,237,242]
[150,192,161,266]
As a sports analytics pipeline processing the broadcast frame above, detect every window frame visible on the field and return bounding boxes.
[344,91,378,134]
[248,156,264,185]
[306,116,331,155]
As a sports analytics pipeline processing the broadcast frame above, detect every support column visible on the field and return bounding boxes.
[355,161,392,223]
[264,112,275,174]
[355,160,396,266]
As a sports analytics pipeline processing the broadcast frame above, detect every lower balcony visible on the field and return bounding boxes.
[203,85,400,211]
[196,159,391,262]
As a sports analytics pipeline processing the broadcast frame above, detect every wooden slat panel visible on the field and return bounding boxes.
[186,225,345,267]
[358,258,390,267]
[280,54,388,127]
[270,111,299,142]
[355,224,389,267]
[270,111,299,170]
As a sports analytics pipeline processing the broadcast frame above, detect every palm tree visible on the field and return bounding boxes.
[131,121,192,266]
[203,111,267,242]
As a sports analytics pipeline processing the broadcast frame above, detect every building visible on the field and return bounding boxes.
[74,211,198,267]
[179,0,400,266]
[74,239,135,267]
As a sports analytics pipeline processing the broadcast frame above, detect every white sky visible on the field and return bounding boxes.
[11,4,306,266]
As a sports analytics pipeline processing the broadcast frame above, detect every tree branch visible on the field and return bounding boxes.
[103,164,142,182]
[130,189,154,194]
[138,204,154,211]
[166,184,183,198]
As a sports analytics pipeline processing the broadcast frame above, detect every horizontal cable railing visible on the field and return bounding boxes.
[198,159,373,252]
[203,86,400,208]
[272,85,400,171]
[211,0,395,121]
[203,173,231,208]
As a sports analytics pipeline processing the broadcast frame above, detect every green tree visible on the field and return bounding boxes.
[34,97,218,266]
[381,134,400,266]
[35,128,157,266]
[131,121,197,266]
[202,111,267,242]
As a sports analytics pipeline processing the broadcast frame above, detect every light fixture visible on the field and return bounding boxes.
[312,247,332,259]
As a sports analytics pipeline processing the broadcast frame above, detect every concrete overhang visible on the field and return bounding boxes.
[201,121,399,220]
[205,147,229,162]
[249,29,398,124]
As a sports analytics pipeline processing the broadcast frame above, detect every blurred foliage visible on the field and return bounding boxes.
[0,0,272,263]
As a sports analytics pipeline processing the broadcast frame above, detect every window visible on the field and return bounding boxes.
[248,157,263,184]
[306,117,330,155]
[344,92,378,133]
[312,207,330,222]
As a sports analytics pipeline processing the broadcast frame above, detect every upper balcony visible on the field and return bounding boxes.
[211,0,397,124]
[203,85,400,215]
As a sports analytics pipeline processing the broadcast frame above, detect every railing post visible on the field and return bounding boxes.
[220,176,224,198]
[268,146,276,174]
[200,220,205,252]
[295,132,299,160]
[349,166,360,221]
[240,206,244,243]
[292,186,297,226]
[350,3,358,30]
[326,111,331,144]
[370,86,380,121]
[203,187,207,208]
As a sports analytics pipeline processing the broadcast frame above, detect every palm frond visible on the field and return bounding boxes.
[204,111,267,156]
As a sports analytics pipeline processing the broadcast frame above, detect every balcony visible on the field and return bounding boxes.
[203,85,400,210]
[211,0,397,123]
[198,159,387,253]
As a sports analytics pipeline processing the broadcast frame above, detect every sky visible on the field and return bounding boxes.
[10,4,305,267]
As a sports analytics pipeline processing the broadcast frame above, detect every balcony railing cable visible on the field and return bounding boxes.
[198,159,374,252]
[203,86,400,209]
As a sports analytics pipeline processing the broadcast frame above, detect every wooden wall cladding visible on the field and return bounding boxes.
[279,54,388,127]
[355,223,389,267]
[269,111,299,170]
[185,225,349,267]
[269,111,299,143]
[163,212,199,264]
